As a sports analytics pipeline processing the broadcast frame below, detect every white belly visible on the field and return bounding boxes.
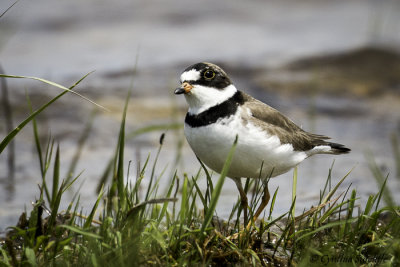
[184,109,307,178]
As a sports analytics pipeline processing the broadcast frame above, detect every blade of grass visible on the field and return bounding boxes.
[145,133,164,201]
[268,187,279,221]
[0,247,11,266]
[115,90,131,211]
[295,219,356,242]
[41,137,55,203]
[374,174,390,211]
[51,144,60,208]
[187,191,198,225]
[273,197,297,255]
[126,198,177,220]
[132,154,151,204]
[0,72,94,153]
[96,159,113,194]
[292,166,298,219]
[1,65,15,180]
[391,133,400,179]
[47,174,81,232]
[191,176,207,212]
[314,193,346,224]
[0,0,20,19]
[0,73,105,110]
[197,157,213,204]
[24,247,37,267]
[59,224,102,239]
[367,152,395,207]
[26,93,44,176]
[180,175,189,224]
[321,166,354,204]
[157,171,178,223]
[200,135,238,235]
[83,185,104,229]
[340,189,357,238]
[319,161,334,204]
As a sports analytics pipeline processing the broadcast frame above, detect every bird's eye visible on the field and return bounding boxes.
[203,70,215,79]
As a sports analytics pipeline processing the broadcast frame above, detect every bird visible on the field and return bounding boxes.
[174,62,350,226]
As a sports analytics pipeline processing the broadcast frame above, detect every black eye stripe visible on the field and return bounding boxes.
[181,62,232,89]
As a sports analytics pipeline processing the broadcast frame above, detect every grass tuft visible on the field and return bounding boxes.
[0,74,399,266]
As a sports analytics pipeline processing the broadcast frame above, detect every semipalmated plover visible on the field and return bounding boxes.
[175,62,350,225]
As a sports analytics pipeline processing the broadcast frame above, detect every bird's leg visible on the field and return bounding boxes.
[247,180,270,229]
[232,177,248,226]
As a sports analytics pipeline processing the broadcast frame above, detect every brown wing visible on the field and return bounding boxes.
[240,92,331,151]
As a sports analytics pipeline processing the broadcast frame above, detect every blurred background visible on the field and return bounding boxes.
[1,0,400,231]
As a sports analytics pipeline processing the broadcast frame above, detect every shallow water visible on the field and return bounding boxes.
[1,91,399,231]
[1,0,400,231]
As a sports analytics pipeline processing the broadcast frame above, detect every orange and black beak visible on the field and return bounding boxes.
[174,82,193,95]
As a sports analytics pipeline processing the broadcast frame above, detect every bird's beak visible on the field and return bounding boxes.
[174,82,193,95]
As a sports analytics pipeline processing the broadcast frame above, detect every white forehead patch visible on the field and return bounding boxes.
[180,69,201,82]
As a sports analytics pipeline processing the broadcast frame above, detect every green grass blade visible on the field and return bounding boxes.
[200,135,238,235]
[321,166,353,204]
[47,181,64,232]
[180,175,189,223]
[157,171,177,223]
[292,166,298,219]
[26,93,44,176]
[96,158,113,194]
[126,198,177,221]
[375,174,390,211]
[41,137,54,203]
[191,176,207,211]
[116,90,131,211]
[24,247,37,267]
[319,161,334,204]
[0,72,94,154]
[342,189,357,237]
[59,224,102,239]
[132,154,151,204]
[296,219,355,242]
[316,194,348,224]
[1,66,15,180]
[0,247,11,266]
[0,73,106,110]
[0,90,66,154]
[47,174,81,231]
[363,194,376,216]
[83,185,104,229]
[197,157,213,203]
[367,152,395,207]
[268,187,279,221]
[145,134,164,201]
[51,144,60,208]
[346,190,356,220]
[391,133,400,179]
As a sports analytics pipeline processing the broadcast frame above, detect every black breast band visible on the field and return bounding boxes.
[185,91,244,128]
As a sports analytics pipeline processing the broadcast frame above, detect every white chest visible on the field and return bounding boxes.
[184,108,307,178]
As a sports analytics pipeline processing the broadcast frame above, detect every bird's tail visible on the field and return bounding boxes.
[327,142,351,154]
[305,133,350,155]
[308,142,351,156]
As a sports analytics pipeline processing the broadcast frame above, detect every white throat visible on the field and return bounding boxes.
[185,84,238,115]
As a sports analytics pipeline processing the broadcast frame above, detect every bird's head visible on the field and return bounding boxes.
[175,62,237,114]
